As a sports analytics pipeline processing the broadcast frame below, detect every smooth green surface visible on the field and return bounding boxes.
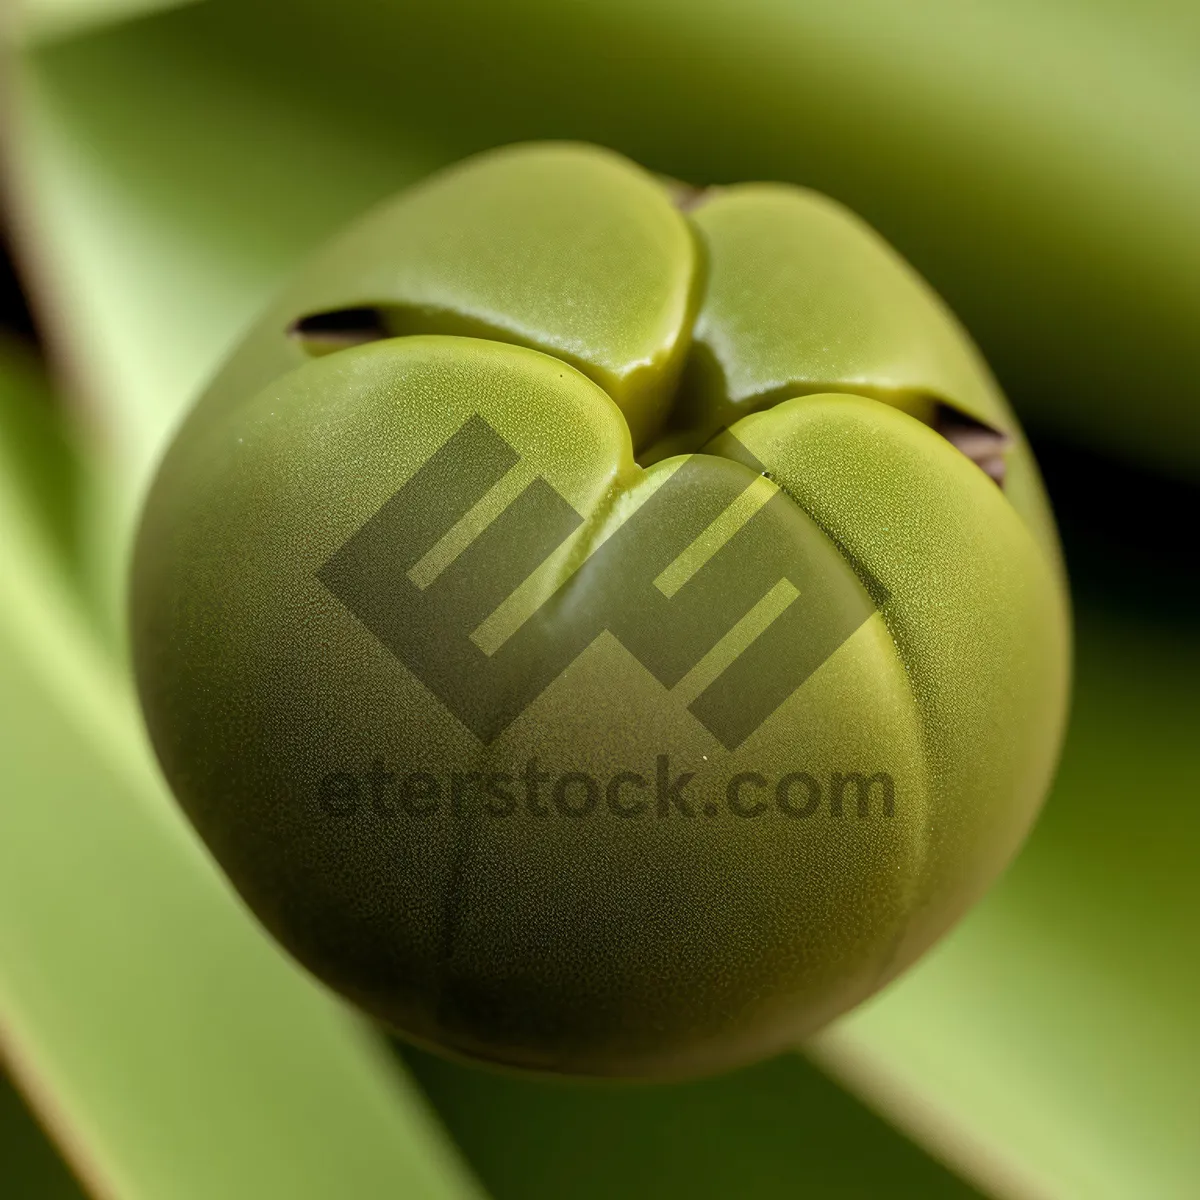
[0,347,483,1199]
[132,147,1067,1078]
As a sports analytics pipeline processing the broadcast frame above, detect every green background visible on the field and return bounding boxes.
[1,1,1197,1196]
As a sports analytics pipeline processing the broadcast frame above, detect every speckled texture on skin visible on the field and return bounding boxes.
[131,143,1070,1080]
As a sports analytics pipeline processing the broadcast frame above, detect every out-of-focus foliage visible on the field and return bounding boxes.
[1,1,1198,1197]
[0,338,82,580]
[10,0,1200,481]
[10,0,200,47]
[402,1044,981,1200]
[0,1069,86,1200]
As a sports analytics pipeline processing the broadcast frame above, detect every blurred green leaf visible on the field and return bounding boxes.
[0,334,122,644]
[0,345,485,1199]
[8,0,1200,481]
[8,0,202,49]
[4,25,439,496]
[0,1069,87,1200]
[2,24,442,629]
[0,335,83,585]
[403,1043,982,1200]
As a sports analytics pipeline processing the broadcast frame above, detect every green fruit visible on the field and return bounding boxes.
[131,142,1070,1079]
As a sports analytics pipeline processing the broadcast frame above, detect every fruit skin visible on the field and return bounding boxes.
[131,142,1070,1079]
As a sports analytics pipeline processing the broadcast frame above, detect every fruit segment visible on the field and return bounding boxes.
[644,184,1015,462]
[274,142,696,449]
[710,394,1070,972]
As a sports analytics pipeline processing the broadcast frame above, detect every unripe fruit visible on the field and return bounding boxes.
[132,143,1070,1079]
